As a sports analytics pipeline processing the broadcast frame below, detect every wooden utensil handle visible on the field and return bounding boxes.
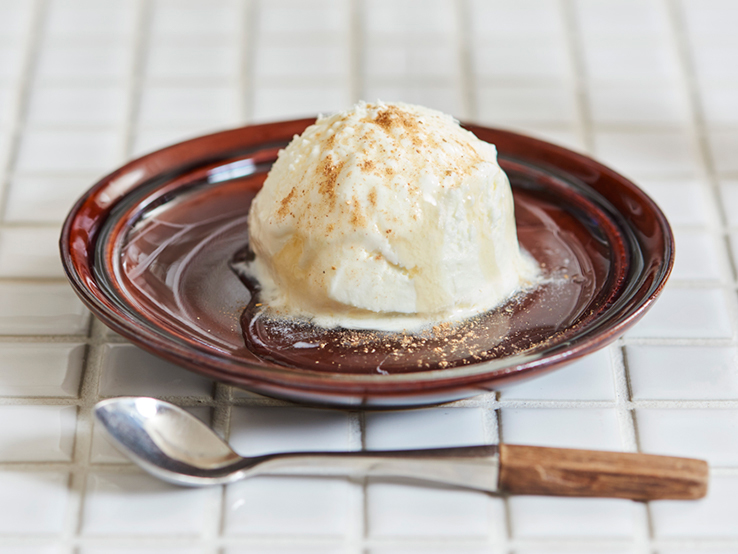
[498,444,708,500]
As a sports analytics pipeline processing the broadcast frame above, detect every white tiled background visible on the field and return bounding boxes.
[1,0,738,551]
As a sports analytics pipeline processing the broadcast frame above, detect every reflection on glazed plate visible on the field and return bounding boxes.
[60,119,673,408]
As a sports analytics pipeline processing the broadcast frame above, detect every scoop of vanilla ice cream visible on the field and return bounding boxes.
[246,101,538,330]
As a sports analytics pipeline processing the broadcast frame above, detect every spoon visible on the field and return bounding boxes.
[94,397,708,500]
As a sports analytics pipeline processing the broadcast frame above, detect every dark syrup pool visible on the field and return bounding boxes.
[230,188,609,375]
[119,166,613,376]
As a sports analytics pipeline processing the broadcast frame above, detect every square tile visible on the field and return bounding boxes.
[636,179,709,227]
[681,0,738,43]
[0,343,85,397]
[627,345,738,400]
[0,227,66,278]
[500,408,623,450]
[364,0,456,37]
[229,407,351,456]
[472,38,570,80]
[0,405,76,461]
[582,41,680,83]
[82,472,213,535]
[366,481,499,538]
[0,0,33,37]
[131,126,216,157]
[255,45,348,79]
[702,86,738,125]
[365,408,486,450]
[223,476,353,536]
[626,287,733,339]
[589,85,689,125]
[252,85,350,122]
[98,343,214,397]
[36,44,132,83]
[46,0,137,39]
[477,86,575,125]
[636,408,738,465]
[508,496,636,538]
[16,129,120,172]
[0,282,89,335]
[693,45,738,84]
[670,228,723,282]
[80,548,202,554]
[593,131,698,177]
[362,84,461,118]
[151,0,240,37]
[146,44,239,80]
[709,130,738,174]
[0,472,70,534]
[469,0,564,40]
[0,45,25,83]
[26,85,127,125]
[138,86,239,126]
[5,175,95,223]
[259,0,348,35]
[575,0,669,40]
[499,348,615,401]
[650,475,738,537]
[365,42,457,79]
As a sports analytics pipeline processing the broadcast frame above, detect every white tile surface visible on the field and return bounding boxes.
[150,0,241,37]
[0,343,85,397]
[0,472,70,534]
[500,408,623,450]
[477,86,575,125]
[5,174,95,223]
[499,348,615,400]
[82,472,213,535]
[650,475,738,537]
[146,44,240,80]
[98,343,214,397]
[589,85,689,125]
[35,44,132,83]
[637,409,738,465]
[0,227,66,278]
[138,86,239,126]
[670,228,723,282]
[709,130,738,173]
[508,496,637,538]
[366,482,498,538]
[365,408,486,449]
[252,85,350,122]
[223,476,353,536]
[26,85,127,125]
[0,282,89,335]
[626,287,733,339]
[593,130,699,177]
[229,407,352,456]
[627,345,738,400]
[0,405,76,461]
[46,0,137,39]
[636,178,710,227]
[16,129,120,172]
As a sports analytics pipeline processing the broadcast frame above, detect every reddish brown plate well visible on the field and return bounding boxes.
[60,120,673,408]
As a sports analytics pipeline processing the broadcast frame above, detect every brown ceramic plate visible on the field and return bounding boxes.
[60,119,673,408]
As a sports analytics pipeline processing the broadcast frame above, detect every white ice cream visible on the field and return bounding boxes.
[246,101,538,330]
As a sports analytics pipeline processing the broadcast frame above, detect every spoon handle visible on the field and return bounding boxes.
[255,444,707,500]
